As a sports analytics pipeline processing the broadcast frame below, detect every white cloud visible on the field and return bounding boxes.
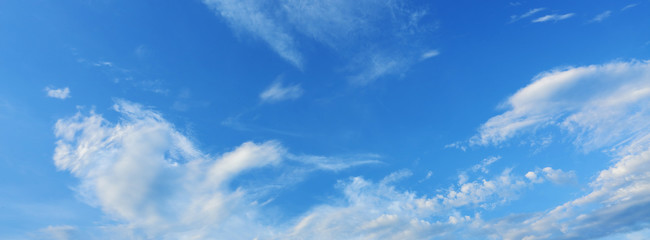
[53,99,378,239]
[622,4,638,11]
[510,8,545,22]
[471,60,650,149]
[51,57,650,239]
[45,87,71,99]
[526,167,576,185]
[202,0,435,84]
[525,171,541,183]
[470,59,650,239]
[471,156,500,174]
[591,10,612,23]
[260,81,304,102]
[202,0,302,67]
[532,13,574,23]
[420,50,440,60]
[283,168,535,239]
[541,167,576,185]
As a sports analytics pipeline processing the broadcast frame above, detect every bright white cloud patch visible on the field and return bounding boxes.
[202,0,434,84]
[471,60,650,239]
[260,81,303,102]
[45,87,71,99]
[472,60,650,149]
[532,13,574,23]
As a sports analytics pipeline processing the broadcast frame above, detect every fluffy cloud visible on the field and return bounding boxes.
[53,99,551,239]
[471,60,650,239]
[53,100,377,239]
[259,81,304,103]
[202,0,434,84]
[283,167,537,240]
[45,87,71,99]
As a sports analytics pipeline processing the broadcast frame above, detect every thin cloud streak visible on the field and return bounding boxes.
[532,13,575,23]
[590,10,612,23]
[260,81,304,103]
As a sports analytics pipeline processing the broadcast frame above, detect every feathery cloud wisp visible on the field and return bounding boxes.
[260,81,304,103]
[591,10,612,22]
[202,0,435,84]
[510,8,545,22]
[532,13,574,23]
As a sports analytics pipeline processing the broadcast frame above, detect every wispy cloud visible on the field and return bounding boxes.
[202,0,302,68]
[202,0,435,84]
[532,13,575,23]
[420,49,440,61]
[45,87,71,99]
[622,3,638,11]
[260,81,304,103]
[471,156,500,174]
[590,10,612,22]
[510,8,545,22]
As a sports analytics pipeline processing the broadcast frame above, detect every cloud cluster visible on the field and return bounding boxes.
[202,0,435,84]
[471,60,650,239]
[52,100,550,239]
[53,100,377,239]
[51,59,650,239]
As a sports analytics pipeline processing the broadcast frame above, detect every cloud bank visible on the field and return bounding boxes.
[52,100,548,239]
[51,60,650,239]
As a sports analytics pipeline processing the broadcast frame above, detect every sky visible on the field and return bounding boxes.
[1,0,650,239]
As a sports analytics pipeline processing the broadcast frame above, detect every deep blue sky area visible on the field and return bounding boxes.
[1,0,650,239]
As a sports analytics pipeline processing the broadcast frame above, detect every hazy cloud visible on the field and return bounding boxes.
[260,81,304,102]
[45,87,71,99]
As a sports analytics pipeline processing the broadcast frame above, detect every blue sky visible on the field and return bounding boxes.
[1,0,650,239]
